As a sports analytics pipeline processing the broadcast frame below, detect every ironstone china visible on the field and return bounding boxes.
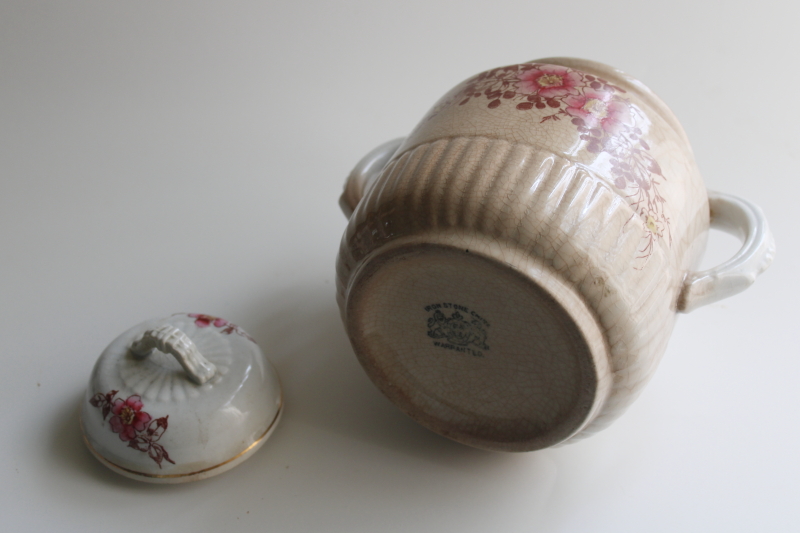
[337,57,774,451]
[81,313,283,482]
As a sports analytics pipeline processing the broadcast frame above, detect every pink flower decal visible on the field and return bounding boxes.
[185,313,254,342]
[564,90,631,134]
[109,395,152,442]
[429,62,672,264]
[189,314,228,328]
[517,66,581,98]
[89,390,175,468]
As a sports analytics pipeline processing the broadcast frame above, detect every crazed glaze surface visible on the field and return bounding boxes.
[399,57,709,272]
[337,58,774,450]
[425,60,674,263]
[81,314,283,482]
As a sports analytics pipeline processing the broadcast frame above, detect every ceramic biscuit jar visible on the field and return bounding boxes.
[336,57,774,451]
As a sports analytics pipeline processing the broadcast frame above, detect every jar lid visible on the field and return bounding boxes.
[80,313,282,483]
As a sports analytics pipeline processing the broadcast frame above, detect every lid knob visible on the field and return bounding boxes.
[130,324,217,385]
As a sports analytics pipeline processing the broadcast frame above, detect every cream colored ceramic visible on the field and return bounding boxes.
[337,57,774,451]
[81,313,283,482]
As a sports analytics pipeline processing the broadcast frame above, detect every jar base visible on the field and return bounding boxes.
[345,239,611,451]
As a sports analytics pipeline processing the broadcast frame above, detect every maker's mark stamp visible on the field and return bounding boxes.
[425,303,490,357]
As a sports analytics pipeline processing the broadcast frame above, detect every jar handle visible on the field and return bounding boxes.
[339,138,404,218]
[130,325,218,385]
[678,191,775,313]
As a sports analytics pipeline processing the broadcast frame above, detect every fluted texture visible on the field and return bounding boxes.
[338,136,682,439]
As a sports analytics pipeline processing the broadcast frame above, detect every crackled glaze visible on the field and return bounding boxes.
[429,61,671,262]
[337,58,774,451]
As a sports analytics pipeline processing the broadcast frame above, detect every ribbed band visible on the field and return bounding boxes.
[337,136,679,439]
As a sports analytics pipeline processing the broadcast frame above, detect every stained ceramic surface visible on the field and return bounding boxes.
[337,58,774,451]
[80,314,283,483]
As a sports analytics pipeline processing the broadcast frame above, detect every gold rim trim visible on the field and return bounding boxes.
[81,400,283,479]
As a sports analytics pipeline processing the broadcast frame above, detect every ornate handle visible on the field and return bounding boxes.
[339,138,404,217]
[130,325,218,385]
[678,191,775,313]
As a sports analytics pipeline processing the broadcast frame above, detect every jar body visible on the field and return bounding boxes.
[337,58,709,450]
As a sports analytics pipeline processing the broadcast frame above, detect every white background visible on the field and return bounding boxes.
[1,1,797,531]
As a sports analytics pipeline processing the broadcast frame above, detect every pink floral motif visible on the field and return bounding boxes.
[189,314,229,328]
[564,90,632,134]
[187,313,254,342]
[517,66,581,98]
[89,391,175,468]
[109,395,152,442]
[433,62,671,264]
